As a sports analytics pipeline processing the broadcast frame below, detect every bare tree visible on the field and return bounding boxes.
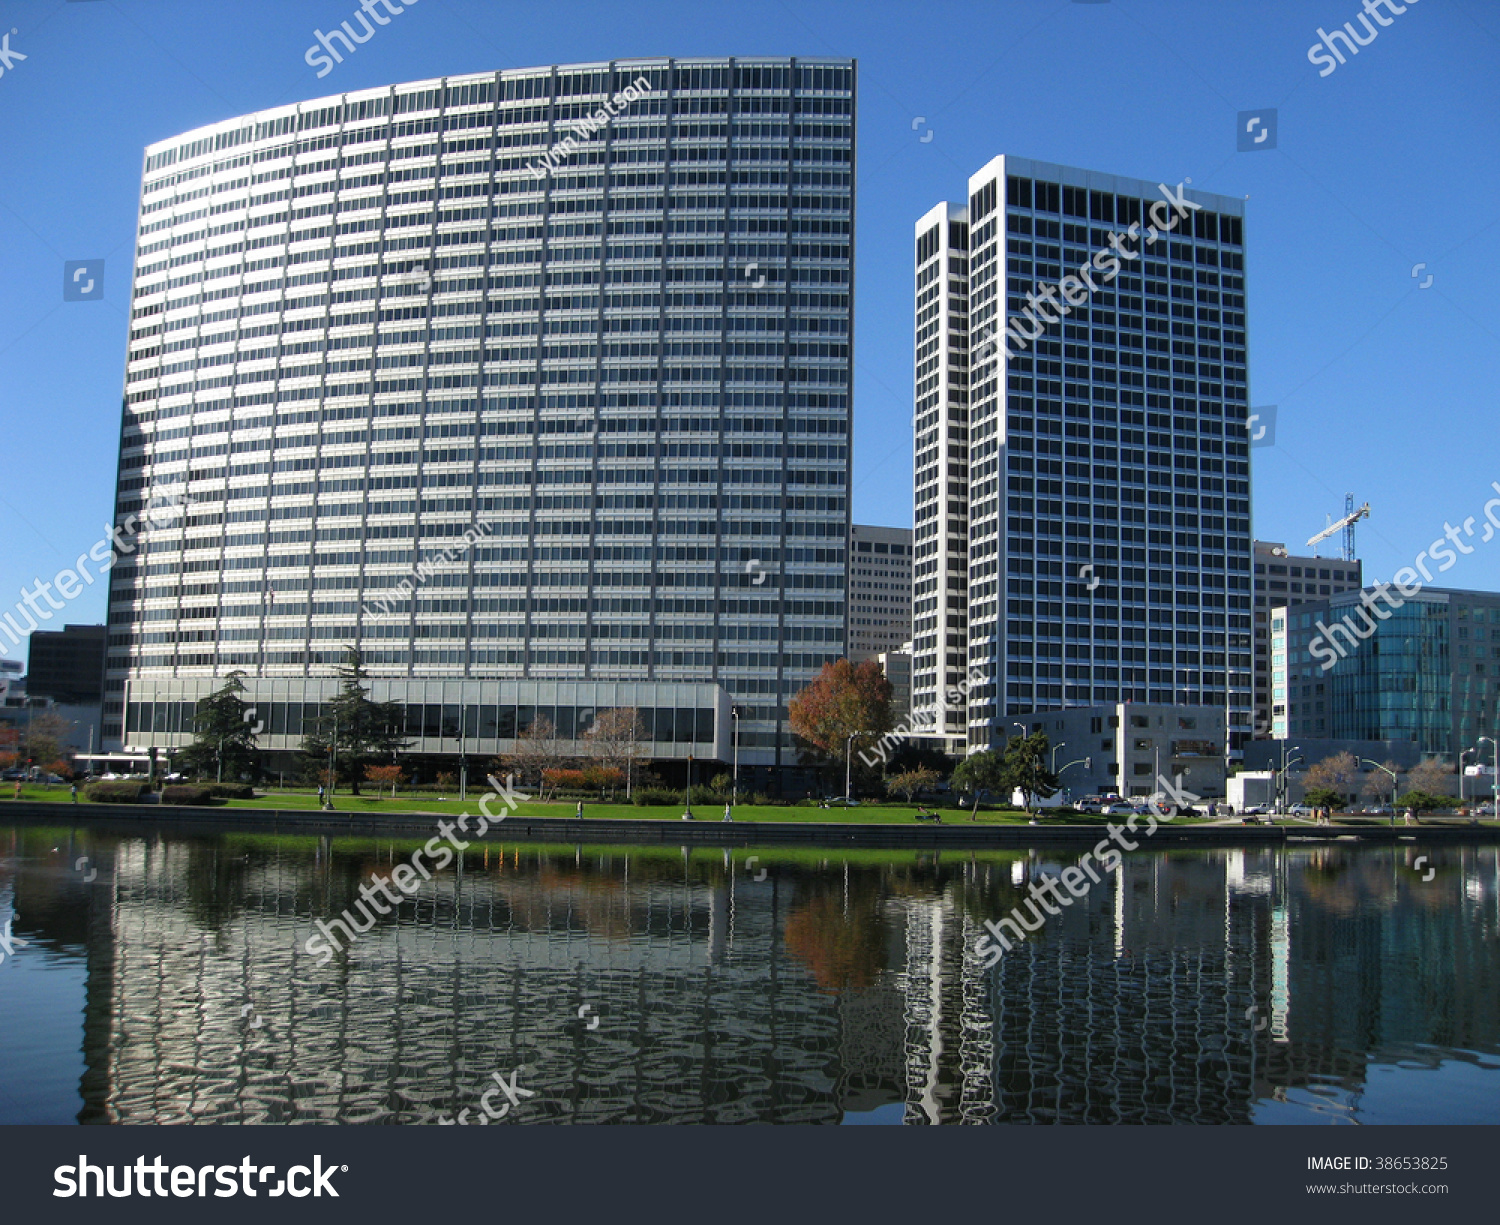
[1304,751,1359,802]
[500,715,569,798]
[1407,757,1455,798]
[23,710,75,773]
[585,707,647,798]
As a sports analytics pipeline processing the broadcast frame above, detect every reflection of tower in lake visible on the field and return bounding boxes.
[38,835,1500,1124]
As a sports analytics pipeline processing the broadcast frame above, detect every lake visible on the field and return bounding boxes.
[1,823,1497,1124]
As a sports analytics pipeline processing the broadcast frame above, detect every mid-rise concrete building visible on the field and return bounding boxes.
[849,524,912,661]
[1016,701,1228,801]
[876,644,912,721]
[913,157,1254,759]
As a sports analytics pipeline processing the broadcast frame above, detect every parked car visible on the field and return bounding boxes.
[0,768,24,781]
[1287,804,1314,817]
[1241,804,1270,816]
[821,796,860,807]
[1073,795,1121,814]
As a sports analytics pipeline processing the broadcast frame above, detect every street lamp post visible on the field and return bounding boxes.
[326,716,339,808]
[1478,737,1500,819]
[844,731,865,801]
[457,717,468,803]
[1460,747,1474,809]
[1359,758,1398,826]
[1277,742,1302,814]
[1057,756,1091,803]
[731,706,740,807]
[1050,741,1067,773]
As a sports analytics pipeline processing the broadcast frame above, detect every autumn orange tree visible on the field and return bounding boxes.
[788,658,894,789]
[364,763,404,799]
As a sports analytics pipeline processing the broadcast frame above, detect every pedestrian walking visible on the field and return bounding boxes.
[576,800,584,820]
[317,784,325,808]
[722,802,733,822]
[12,780,20,800]
[70,782,78,804]
[1404,806,1418,826]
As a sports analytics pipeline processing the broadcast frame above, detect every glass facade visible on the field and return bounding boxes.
[915,157,1254,753]
[105,57,855,768]
[1275,588,1500,756]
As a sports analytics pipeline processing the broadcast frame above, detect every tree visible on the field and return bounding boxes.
[1362,759,1400,803]
[178,673,260,782]
[301,647,408,796]
[23,709,75,773]
[885,767,940,803]
[788,659,894,785]
[1002,731,1060,815]
[501,714,569,797]
[364,763,404,799]
[0,724,22,772]
[1407,758,1454,798]
[951,750,1007,815]
[585,707,647,796]
[1396,790,1449,813]
[1304,786,1345,811]
[1304,751,1359,804]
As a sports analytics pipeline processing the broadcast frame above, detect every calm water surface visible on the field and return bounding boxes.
[1,823,1497,1125]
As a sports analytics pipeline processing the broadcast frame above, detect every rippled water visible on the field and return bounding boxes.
[1,824,1497,1124]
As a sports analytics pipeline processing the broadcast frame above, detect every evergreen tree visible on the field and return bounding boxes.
[179,672,261,782]
[301,647,408,796]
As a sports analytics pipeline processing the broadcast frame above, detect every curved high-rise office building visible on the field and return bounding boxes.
[106,57,855,782]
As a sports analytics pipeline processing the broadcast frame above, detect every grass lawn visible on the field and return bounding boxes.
[11,785,1495,830]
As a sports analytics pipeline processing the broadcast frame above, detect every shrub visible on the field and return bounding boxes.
[208,783,255,800]
[84,781,144,804]
[162,785,215,805]
[543,768,589,794]
[632,787,683,807]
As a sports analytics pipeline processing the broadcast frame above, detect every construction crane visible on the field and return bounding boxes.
[1306,493,1369,561]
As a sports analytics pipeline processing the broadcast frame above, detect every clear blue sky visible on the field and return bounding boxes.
[1,0,1496,664]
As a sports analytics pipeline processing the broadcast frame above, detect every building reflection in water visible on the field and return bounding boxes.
[1,828,1497,1124]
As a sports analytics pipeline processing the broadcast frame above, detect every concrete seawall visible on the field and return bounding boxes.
[4,801,1497,850]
